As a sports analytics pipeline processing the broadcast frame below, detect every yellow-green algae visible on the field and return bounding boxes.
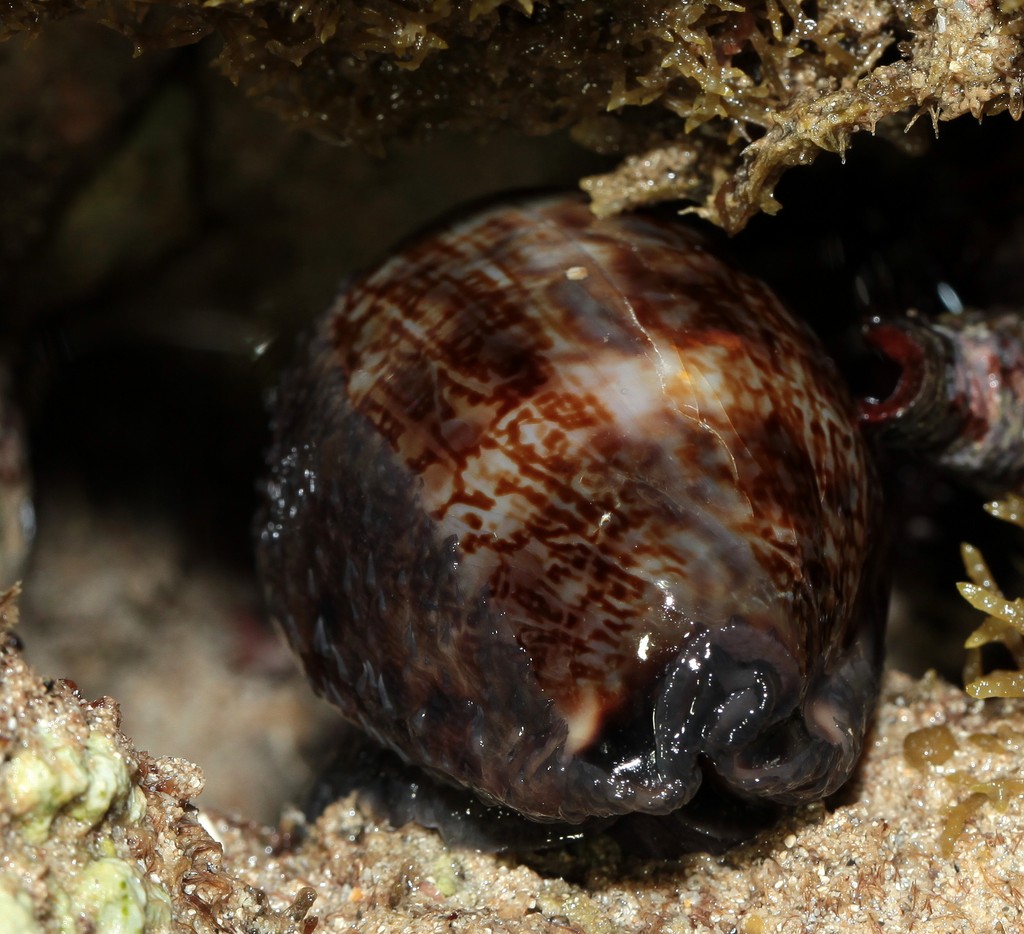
[912,496,1024,856]
[0,584,321,932]
[0,876,42,934]
[3,743,89,844]
[62,857,149,934]
[0,681,172,932]
[959,494,1024,699]
[0,0,1020,230]
[2,721,137,844]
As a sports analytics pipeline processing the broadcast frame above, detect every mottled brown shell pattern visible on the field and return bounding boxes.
[258,195,888,838]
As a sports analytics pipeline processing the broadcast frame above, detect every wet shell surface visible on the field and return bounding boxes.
[258,194,889,847]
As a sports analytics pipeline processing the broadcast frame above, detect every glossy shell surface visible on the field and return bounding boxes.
[258,195,888,834]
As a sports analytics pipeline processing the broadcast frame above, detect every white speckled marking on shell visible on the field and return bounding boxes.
[259,194,888,829]
[330,197,872,751]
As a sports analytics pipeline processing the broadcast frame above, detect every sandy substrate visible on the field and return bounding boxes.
[3,541,1024,933]
[209,666,1024,934]
[2,9,1023,932]
[18,491,338,826]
